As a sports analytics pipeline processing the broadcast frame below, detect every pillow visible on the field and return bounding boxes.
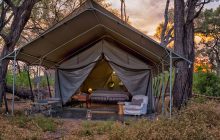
[130,99,143,106]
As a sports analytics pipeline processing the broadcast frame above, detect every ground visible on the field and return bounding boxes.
[0,96,220,140]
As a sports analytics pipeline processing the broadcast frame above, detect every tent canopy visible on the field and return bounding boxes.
[5,0,191,69]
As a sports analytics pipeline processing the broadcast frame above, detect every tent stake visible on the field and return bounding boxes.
[169,51,172,118]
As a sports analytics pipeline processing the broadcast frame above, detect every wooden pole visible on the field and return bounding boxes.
[45,70,52,98]
[169,51,173,118]
[161,62,165,114]
[27,66,34,102]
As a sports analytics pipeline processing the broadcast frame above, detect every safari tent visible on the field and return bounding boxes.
[3,0,191,114]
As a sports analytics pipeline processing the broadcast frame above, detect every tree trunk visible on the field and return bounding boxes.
[173,0,196,109]
[0,46,11,112]
[0,0,38,110]
[216,61,220,77]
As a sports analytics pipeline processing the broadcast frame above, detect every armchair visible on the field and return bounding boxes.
[124,95,148,115]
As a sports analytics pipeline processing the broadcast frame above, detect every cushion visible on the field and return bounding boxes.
[125,105,142,110]
[130,99,143,106]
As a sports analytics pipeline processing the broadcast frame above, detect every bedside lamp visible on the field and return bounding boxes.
[88,88,93,94]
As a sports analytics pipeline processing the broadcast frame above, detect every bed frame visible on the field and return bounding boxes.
[90,90,130,103]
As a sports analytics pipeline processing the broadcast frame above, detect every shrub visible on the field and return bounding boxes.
[193,72,220,97]
[108,101,220,140]
[8,113,31,128]
[8,113,57,132]
[6,71,30,88]
[79,121,114,136]
[6,70,54,89]
[74,100,220,140]
[33,115,57,132]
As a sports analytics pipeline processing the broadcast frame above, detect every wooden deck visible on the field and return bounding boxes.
[52,103,155,121]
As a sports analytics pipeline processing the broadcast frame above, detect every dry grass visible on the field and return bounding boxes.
[0,112,59,140]
[0,97,219,140]
[76,99,220,140]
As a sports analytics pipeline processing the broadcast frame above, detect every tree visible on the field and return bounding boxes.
[154,9,174,47]
[159,0,175,47]
[195,6,220,76]
[120,0,128,23]
[0,0,40,112]
[172,0,211,109]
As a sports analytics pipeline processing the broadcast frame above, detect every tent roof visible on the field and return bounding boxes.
[4,0,191,69]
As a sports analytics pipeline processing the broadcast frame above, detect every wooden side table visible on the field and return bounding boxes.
[117,102,125,115]
[72,94,91,108]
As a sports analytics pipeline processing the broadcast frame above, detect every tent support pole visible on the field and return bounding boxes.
[169,51,173,118]
[27,66,34,102]
[45,70,52,98]
[12,51,17,116]
[161,62,165,115]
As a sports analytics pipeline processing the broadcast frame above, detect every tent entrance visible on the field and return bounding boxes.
[81,59,128,93]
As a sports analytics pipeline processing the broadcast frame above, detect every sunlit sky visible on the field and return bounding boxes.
[108,0,220,36]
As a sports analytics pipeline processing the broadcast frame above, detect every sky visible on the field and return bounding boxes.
[108,0,220,36]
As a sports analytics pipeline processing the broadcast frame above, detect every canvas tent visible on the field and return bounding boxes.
[3,0,191,115]
[55,40,152,104]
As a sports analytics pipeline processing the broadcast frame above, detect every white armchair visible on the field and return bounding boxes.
[124,95,148,115]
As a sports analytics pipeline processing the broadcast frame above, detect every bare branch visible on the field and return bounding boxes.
[165,26,174,41]
[3,0,15,11]
[196,0,211,6]
[167,37,174,45]
[0,2,10,32]
[192,0,211,21]
[160,0,170,45]
[0,32,8,42]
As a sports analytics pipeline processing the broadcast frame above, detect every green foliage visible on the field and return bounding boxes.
[6,71,30,88]
[195,6,220,72]
[6,70,54,89]
[196,6,220,35]
[79,121,114,136]
[9,113,57,132]
[193,71,220,97]
[33,115,56,132]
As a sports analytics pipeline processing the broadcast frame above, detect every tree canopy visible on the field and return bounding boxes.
[195,6,220,75]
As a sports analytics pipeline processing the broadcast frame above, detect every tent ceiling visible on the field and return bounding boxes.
[6,0,191,69]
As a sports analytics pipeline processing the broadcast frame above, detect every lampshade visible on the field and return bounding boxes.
[88,88,93,93]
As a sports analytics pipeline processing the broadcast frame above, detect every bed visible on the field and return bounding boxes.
[90,90,130,103]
